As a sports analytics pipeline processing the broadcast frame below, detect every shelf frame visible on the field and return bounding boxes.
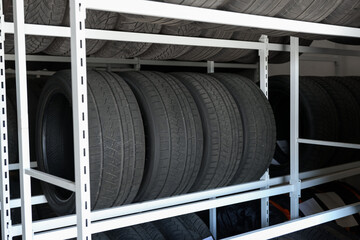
[3,0,360,239]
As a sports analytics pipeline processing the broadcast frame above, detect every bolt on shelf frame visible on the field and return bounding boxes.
[1,0,360,239]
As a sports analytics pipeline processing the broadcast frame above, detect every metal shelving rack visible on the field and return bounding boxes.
[0,0,360,239]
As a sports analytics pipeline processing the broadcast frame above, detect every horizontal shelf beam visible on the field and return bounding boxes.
[223,202,360,240]
[10,161,360,237]
[4,54,257,69]
[25,169,75,192]
[87,0,360,38]
[9,161,37,171]
[31,185,293,239]
[301,167,360,189]
[298,138,360,149]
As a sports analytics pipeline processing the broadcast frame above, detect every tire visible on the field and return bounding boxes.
[171,72,243,191]
[4,0,67,54]
[138,24,202,60]
[263,0,342,37]
[322,0,360,26]
[153,217,196,240]
[106,223,165,240]
[120,71,203,201]
[6,77,42,164]
[213,73,276,183]
[210,32,261,62]
[277,0,341,22]
[312,77,360,166]
[269,76,339,175]
[178,214,213,239]
[44,10,118,56]
[36,70,145,215]
[175,29,233,61]
[95,15,162,58]
[5,87,18,164]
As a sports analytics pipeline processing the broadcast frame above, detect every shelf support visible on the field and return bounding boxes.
[0,2,11,239]
[207,60,216,239]
[70,0,92,239]
[13,0,33,238]
[259,35,270,228]
[290,36,301,219]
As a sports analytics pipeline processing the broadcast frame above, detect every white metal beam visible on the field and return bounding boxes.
[223,202,360,240]
[290,36,300,219]
[25,169,76,192]
[70,0,92,239]
[298,138,360,149]
[0,2,11,239]
[13,0,33,239]
[86,0,360,38]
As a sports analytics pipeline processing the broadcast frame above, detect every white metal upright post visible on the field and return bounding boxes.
[290,36,301,219]
[259,35,270,228]
[13,0,33,239]
[70,0,92,239]
[0,2,11,239]
[207,60,217,239]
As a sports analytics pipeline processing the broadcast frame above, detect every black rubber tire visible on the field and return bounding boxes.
[95,15,162,58]
[36,70,145,215]
[176,29,233,61]
[171,72,243,191]
[5,87,18,164]
[138,24,202,60]
[153,217,196,240]
[323,0,360,26]
[269,76,339,175]
[120,71,203,201]
[261,0,342,37]
[6,77,43,164]
[312,77,360,166]
[178,214,213,239]
[210,32,261,62]
[106,223,165,240]
[44,10,118,56]
[4,0,67,54]
[213,73,276,183]
[277,0,341,22]
[92,233,111,240]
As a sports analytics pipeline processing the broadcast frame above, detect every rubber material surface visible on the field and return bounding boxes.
[36,70,145,215]
[120,71,203,201]
[171,72,243,191]
[213,73,276,183]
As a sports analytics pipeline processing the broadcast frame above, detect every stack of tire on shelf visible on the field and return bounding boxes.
[3,0,360,67]
[268,76,360,176]
[35,70,275,223]
[90,213,213,240]
[198,181,360,239]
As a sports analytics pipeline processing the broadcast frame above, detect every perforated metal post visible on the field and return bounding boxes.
[207,60,217,239]
[290,36,301,219]
[0,2,11,239]
[259,35,270,228]
[13,0,33,239]
[70,1,92,239]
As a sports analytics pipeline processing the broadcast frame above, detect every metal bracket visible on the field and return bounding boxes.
[207,61,215,73]
[134,57,141,71]
[259,35,269,97]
